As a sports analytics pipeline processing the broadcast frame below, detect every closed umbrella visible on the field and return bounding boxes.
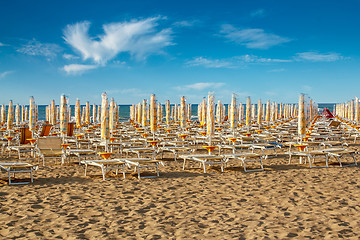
[92,104,96,123]
[266,100,270,122]
[15,104,20,126]
[1,104,5,124]
[85,101,90,124]
[246,97,251,128]
[142,99,147,127]
[75,99,81,128]
[7,100,14,130]
[230,94,237,131]
[109,98,115,133]
[298,94,306,141]
[355,97,359,122]
[180,96,186,129]
[257,99,262,126]
[29,96,36,135]
[50,100,56,125]
[166,100,170,125]
[101,92,110,150]
[206,93,215,145]
[150,94,157,134]
[60,94,68,137]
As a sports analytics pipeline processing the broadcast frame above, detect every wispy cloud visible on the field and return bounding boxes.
[295,51,343,62]
[173,20,199,28]
[186,57,234,68]
[63,64,98,75]
[17,39,62,58]
[302,85,312,92]
[0,71,14,79]
[268,68,286,72]
[63,17,173,65]
[63,53,79,60]
[176,82,225,91]
[0,42,9,47]
[186,55,291,68]
[250,9,266,18]
[219,24,291,49]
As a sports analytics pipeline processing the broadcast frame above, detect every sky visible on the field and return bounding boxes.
[0,0,359,105]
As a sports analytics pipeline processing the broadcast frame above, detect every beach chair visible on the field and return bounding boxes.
[36,137,66,166]
[80,159,127,180]
[286,144,329,168]
[123,158,164,179]
[0,162,38,185]
[222,153,264,172]
[7,127,35,159]
[179,154,225,173]
[323,148,358,167]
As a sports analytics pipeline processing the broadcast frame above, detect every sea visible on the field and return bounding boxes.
[25,103,334,121]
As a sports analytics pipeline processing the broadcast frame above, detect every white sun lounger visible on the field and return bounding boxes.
[123,158,164,179]
[222,153,264,172]
[80,159,127,180]
[179,154,225,173]
[0,162,38,185]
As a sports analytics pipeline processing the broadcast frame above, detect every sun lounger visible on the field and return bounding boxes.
[80,159,127,180]
[179,154,225,173]
[323,148,358,167]
[0,162,38,185]
[36,137,66,166]
[222,153,264,172]
[157,146,192,161]
[123,158,164,179]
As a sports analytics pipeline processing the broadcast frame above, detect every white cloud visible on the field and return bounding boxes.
[17,39,62,58]
[0,42,9,47]
[186,57,234,68]
[176,82,225,91]
[0,71,14,79]
[295,51,343,62]
[63,17,173,65]
[220,24,291,49]
[63,53,79,60]
[186,55,291,68]
[268,68,286,72]
[63,64,98,75]
[250,9,265,18]
[302,85,312,92]
[173,20,198,27]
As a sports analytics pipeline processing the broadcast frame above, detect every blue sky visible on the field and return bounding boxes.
[0,0,359,105]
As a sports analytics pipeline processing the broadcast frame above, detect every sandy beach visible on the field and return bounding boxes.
[1,145,360,239]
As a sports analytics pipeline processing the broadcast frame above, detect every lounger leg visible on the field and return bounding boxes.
[182,159,186,170]
[101,167,106,180]
[84,164,88,176]
[203,162,206,173]
[137,167,141,179]
[353,155,357,166]
[308,156,312,168]
[8,171,11,185]
[156,164,159,176]
[122,165,126,179]
[243,160,247,172]
[30,169,33,183]
[337,156,343,167]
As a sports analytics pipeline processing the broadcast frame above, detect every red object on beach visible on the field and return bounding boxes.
[322,108,334,118]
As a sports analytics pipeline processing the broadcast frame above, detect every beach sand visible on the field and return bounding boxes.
[1,147,360,239]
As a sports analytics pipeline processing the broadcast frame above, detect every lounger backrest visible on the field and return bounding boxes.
[329,120,341,128]
[19,127,32,144]
[67,122,75,137]
[37,137,62,149]
[39,124,52,137]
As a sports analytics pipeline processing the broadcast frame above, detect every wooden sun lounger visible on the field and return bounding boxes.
[80,159,127,180]
[0,162,37,185]
[179,154,225,173]
[222,153,264,172]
